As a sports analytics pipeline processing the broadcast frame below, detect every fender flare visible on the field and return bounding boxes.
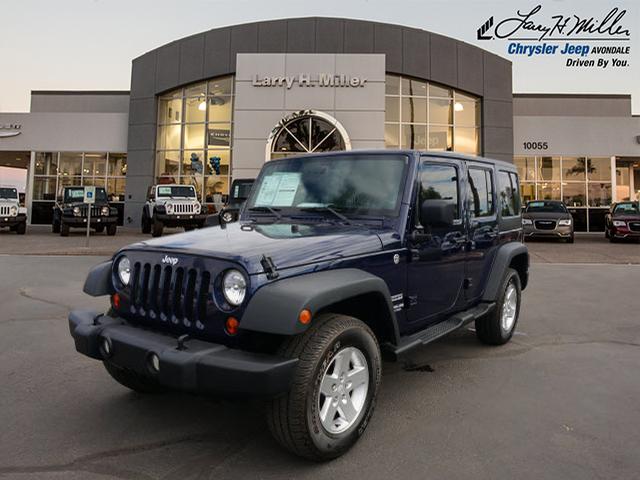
[240,268,400,342]
[83,260,114,297]
[481,242,529,302]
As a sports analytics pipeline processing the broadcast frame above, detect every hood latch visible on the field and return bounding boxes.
[260,255,279,280]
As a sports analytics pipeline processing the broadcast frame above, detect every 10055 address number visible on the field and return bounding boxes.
[523,141,548,150]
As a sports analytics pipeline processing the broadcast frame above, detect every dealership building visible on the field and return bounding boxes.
[0,18,638,231]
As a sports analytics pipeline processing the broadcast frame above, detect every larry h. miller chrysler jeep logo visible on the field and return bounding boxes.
[476,4,631,69]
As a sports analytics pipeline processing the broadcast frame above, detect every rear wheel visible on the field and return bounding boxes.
[151,216,164,237]
[60,222,70,237]
[106,224,117,236]
[103,361,165,394]
[475,268,521,345]
[141,210,151,234]
[266,313,381,461]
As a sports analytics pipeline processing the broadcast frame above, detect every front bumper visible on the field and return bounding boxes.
[155,213,207,227]
[0,214,26,227]
[610,227,640,239]
[69,309,297,397]
[523,225,573,239]
[63,216,118,227]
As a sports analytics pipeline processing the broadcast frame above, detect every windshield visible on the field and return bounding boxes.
[64,187,107,203]
[0,187,18,199]
[246,154,408,217]
[157,186,196,198]
[613,202,639,214]
[231,181,253,200]
[526,201,567,213]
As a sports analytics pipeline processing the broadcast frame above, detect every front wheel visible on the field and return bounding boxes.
[475,268,521,345]
[141,211,151,234]
[266,313,381,461]
[151,217,164,237]
[15,222,26,235]
[60,222,70,237]
[106,224,117,236]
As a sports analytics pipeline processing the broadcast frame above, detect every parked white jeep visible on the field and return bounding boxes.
[0,186,27,235]
[141,184,207,237]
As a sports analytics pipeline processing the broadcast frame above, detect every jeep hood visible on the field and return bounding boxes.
[127,222,386,274]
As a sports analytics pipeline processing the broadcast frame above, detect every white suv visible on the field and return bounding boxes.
[0,186,27,235]
[141,184,207,237]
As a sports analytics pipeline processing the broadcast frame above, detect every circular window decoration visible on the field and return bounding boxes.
[266,110,351,160]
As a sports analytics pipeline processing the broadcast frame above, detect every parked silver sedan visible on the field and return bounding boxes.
[522,200,574,243]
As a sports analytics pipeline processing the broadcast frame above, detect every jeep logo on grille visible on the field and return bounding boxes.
[161,255,179,266]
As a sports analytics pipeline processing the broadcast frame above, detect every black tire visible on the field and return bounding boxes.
[566,234,574,244]
[604,228,610,239]
[266,313,381,461]
[106,224,117,236]
[60,222,70,237]
[94,225,104,233]
[609,235,617,243]
[151,216,164,237]
[16,222,26,235]
[103,361,165,394]
[141,211,151,234]
[52,219,60,233]
[475,268,521,345]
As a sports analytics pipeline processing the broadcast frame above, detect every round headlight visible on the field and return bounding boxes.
[9,205,18,216]
[101,206,110,216]
[117,256,131,286]
[73,206,81,216]
[193,202,201,214]
[222,269,246,306]
[165,203,174,214]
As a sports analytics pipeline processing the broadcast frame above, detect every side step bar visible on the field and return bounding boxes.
[383,302,495,360]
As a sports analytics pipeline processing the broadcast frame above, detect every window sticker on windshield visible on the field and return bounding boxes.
[158,187,172,195]
[255,173,301,206]
[529,201,544,207]
[69,189,84,198]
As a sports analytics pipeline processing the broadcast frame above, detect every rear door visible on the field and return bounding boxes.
[464,163,499,302]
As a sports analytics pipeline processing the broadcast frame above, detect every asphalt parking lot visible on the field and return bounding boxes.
[0,251,639,479]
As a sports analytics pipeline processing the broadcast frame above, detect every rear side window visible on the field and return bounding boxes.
[419,163,460,219]
[498,171,520,217]
[468,167,494,217]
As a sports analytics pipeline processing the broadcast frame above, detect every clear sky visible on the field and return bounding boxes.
[0,0,638,113]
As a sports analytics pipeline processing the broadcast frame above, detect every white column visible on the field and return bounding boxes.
[26,151,36,225]
[610,156,617,204]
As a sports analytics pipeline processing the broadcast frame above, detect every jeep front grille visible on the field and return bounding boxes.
[0,205,12,216]
[129,261,211,326]
[80,205,102,217]
[171,203,195,214]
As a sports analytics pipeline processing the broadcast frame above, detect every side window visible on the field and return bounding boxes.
[468,167,494,217]
[509,172,521,211]
[498,171,519,217]
[419,163,460,219]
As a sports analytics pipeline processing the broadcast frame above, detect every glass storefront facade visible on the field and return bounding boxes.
[384,74,481,155]
[155,75,234,211]
[514,156,612,231]
[31,151,127,224]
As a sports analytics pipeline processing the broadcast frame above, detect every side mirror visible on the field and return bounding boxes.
[204,215,220,227]
[420,199,454,227]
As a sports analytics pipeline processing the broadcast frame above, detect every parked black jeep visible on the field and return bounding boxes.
[218,178,254,224]
[69,151,528,460]
[53,186,118,236]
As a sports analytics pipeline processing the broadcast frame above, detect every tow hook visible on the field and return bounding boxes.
[176,334,190,351]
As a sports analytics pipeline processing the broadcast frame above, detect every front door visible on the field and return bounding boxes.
[406,159,466,331]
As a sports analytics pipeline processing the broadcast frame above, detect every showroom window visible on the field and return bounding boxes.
[31,152,127,224]
[267,111,350,160]
[514,156,612,231]
[385,74,481,155]
[156,76,234,210]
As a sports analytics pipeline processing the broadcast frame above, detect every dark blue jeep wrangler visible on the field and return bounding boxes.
[69,150,528,461]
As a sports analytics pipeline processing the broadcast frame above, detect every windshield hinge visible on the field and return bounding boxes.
[261,255,279,280]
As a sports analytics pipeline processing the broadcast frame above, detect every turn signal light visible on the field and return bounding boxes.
[111,293,121,309]
[299,309,312,325]
[225,317,239,335]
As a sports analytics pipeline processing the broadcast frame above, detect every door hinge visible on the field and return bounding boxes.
[405,295,418,308]
[463,278,473,289]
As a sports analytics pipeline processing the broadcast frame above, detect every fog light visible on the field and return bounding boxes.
[225,317,239,335]
[148,353,160,373]
[100,337,112,357]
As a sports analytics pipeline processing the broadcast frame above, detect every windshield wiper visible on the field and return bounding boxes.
[298,205,352,225]
[247,206,282,220]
